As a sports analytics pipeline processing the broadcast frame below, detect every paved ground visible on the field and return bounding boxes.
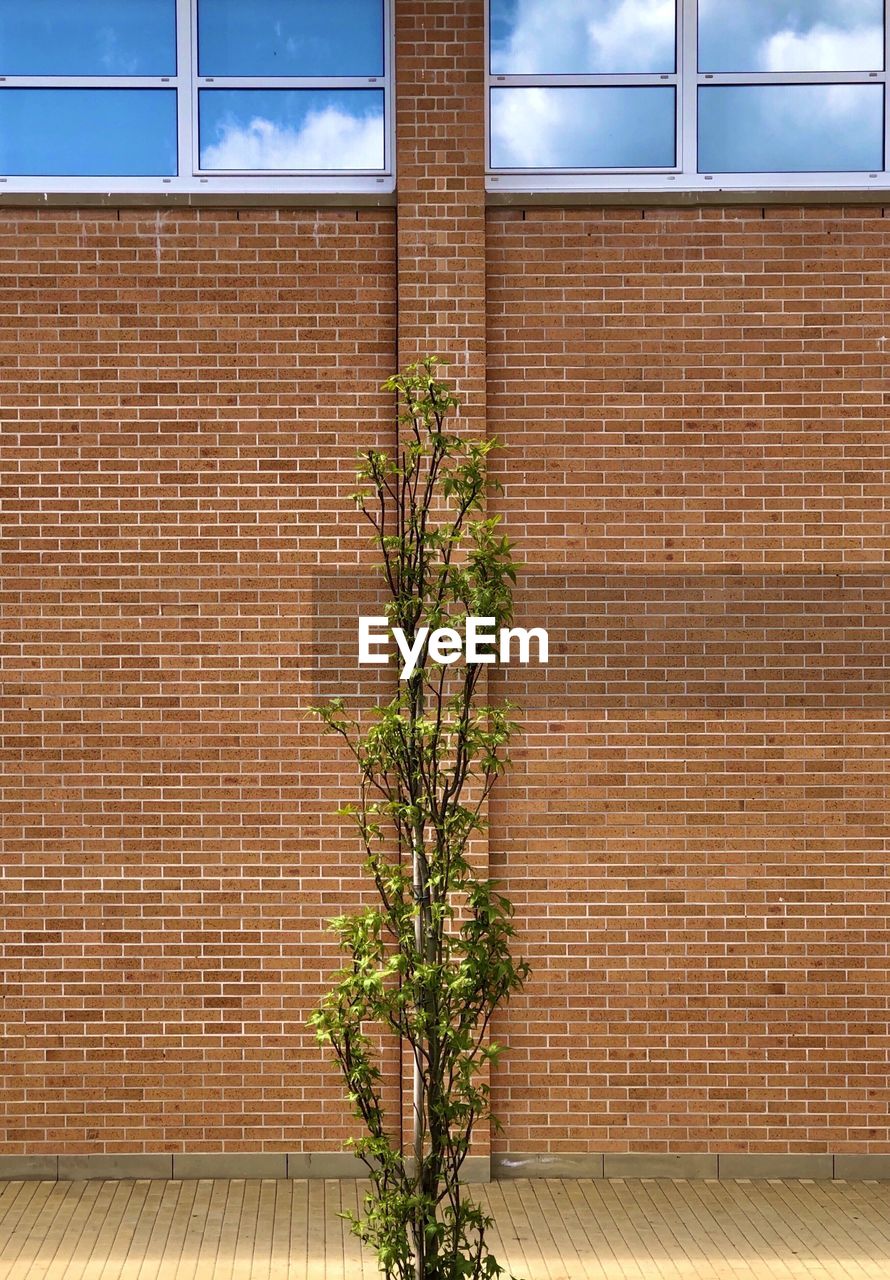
[0,1176,888,1278]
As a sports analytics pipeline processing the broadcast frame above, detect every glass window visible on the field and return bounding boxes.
[0,89,177,176]
[490,86,675,168]
[698,84,884,173]
[199,89,385,171]
[0,0,393,190]
[198,0,384,77]
[490,0,676,74]
[487,0,890,190]
[0,0,176,76]
[699,0,884,73]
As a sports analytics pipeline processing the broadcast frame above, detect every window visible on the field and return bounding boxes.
[487,0,890,191]
[0,0,392,193]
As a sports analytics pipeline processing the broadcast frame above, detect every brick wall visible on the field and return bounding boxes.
[0,208,397,1152]
[487,205,890,1153]
[1,17,889,1163]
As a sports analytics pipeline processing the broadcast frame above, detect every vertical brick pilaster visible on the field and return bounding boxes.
[396,0,486,427]
[395,0,491,1170]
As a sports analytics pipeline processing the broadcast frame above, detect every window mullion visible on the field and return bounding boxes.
[0,77,171,88]
[679,0,697,176]
[176,0,194,179]
[489,74,676,88]
[383,0,393,175]
[700,71,883,85]
[885,0,890,170]
[196,77,384,89]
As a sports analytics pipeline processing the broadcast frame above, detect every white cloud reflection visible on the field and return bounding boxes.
[491,87,566,168]
[491,0,675,73]
[490,86,674,169]
[202,106,384,170]
[761,25,882,73]
[698,0,883,71]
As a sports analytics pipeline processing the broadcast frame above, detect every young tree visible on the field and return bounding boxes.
[310,358,529,1280]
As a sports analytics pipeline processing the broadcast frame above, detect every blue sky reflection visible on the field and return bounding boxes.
[0,88,177,175]
[698,84,883,172]
[0,0,175,75]
[198,0,384,76]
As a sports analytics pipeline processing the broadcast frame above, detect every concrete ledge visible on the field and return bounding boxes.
[0,1156,59,1181]
[402,1156,491,1184]
[718,1154,834,1181]
[173,1153,287,1180]
[0,192,396,209]
[57,1154,173,1181]
[834,1155,890,1181]
[604,1154,719,1180]
[486,187,890,208]
[6,1150,889,1184]
[493,1153,604,1180]
[459,1157,491,1185]
[286,1153,368,1179]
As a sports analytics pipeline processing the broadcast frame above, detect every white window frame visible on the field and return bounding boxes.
[0,0,395,196]
[486,0,890,194]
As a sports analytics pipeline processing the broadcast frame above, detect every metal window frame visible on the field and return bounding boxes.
[486,0,890,194]
[0,0,395,196]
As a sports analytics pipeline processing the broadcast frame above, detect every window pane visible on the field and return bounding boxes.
[0,0,175,75]
[0,89,177,176]
[198,0,384,76]
[699,0,883,73]
[698,85,883,173]
[199,89,385,170]
[490,0,675,73]
[490,86,675,169]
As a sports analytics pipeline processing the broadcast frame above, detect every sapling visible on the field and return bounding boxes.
[310,358,529,1280]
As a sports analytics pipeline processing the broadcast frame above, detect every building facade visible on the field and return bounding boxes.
[2,0,890,1181]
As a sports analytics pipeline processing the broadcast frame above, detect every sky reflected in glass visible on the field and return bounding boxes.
[490,86,675,168]
[199,89,385,170]
[198,0,384,76]
[0,0,175,75]
[0,89,177,175]
[490,0,675,73]
[698,84,883,172]
[699,0,883,72]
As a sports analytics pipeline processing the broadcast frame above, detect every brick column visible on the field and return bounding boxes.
[396,0,486,423]
[395,0,491,1179]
